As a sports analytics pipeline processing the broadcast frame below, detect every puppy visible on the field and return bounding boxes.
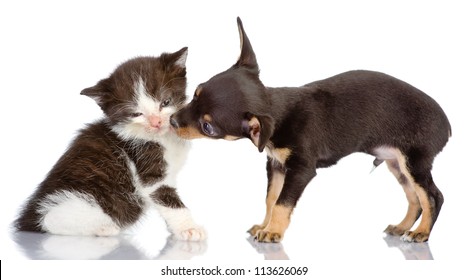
[170,18,451,243]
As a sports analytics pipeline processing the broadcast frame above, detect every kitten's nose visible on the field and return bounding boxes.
[149,115,162,128]
[170,116,179,128]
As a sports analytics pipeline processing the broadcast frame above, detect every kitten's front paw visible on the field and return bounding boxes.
[174,226,206,242]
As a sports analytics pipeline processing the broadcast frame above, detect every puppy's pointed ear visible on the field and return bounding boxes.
[80,78,111,107]
[235,17,258,72]
[242,113,275,152]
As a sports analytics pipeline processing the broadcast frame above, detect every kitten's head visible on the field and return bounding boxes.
[81,47,188,142]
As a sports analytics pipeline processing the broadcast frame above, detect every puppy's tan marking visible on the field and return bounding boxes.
[174,126,206,140]
[203,114,212,122]
[195,86,203,97]
[248,171,285,236]
[255,205,292,243]
[224,135,240,141]
[266,147,291,165]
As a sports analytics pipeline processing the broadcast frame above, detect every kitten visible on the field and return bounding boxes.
[15,47,205,241]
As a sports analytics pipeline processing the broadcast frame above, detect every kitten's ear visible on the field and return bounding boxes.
[173,46,188,68]
[164,47,188,73]
[234,17,258,72]
[242,112,275,152]
[80,79,110,106]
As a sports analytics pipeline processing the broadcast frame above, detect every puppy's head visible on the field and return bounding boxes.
[171,17,274,152]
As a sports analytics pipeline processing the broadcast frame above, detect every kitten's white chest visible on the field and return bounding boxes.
[130,134,190,204]
[158,135,191,186]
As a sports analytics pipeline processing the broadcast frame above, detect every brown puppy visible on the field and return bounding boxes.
[171,18,451,243]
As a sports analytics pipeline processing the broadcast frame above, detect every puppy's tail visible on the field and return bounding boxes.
[370,158,384,174]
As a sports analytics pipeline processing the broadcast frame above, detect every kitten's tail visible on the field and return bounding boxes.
[14,200,44,232]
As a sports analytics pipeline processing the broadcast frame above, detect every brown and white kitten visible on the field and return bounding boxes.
[15,47,205,241]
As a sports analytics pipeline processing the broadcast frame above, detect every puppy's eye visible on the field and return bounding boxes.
[202,122,215,136]
[161,98,171,107]
[130,112,143,118]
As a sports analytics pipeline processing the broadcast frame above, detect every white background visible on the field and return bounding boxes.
[1,0,467,278]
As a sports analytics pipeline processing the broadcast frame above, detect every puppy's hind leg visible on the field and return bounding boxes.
[248,159,285,236]
[401,153,444,242]
[384,158,422,236]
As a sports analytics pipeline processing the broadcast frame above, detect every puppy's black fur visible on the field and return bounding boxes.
[171,18,451,243]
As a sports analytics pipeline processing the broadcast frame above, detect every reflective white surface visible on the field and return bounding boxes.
[6,231,436,260]
[1,0,467,279]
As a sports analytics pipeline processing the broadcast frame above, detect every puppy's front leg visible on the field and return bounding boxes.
[256,161,317,243]
[248,158,285,236]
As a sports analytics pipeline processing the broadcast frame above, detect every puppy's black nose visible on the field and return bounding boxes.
[170,116,179,128]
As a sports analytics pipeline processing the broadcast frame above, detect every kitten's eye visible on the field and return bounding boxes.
[130,112,143,118]
[161,98,172,108]
[202,122,215,136]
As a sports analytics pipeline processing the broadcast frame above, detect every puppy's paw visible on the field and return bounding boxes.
[255,230,283,243]
[384,224,406,236]
[174,226,207,242]
[401,230,429,243]
[247,224,264,236]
